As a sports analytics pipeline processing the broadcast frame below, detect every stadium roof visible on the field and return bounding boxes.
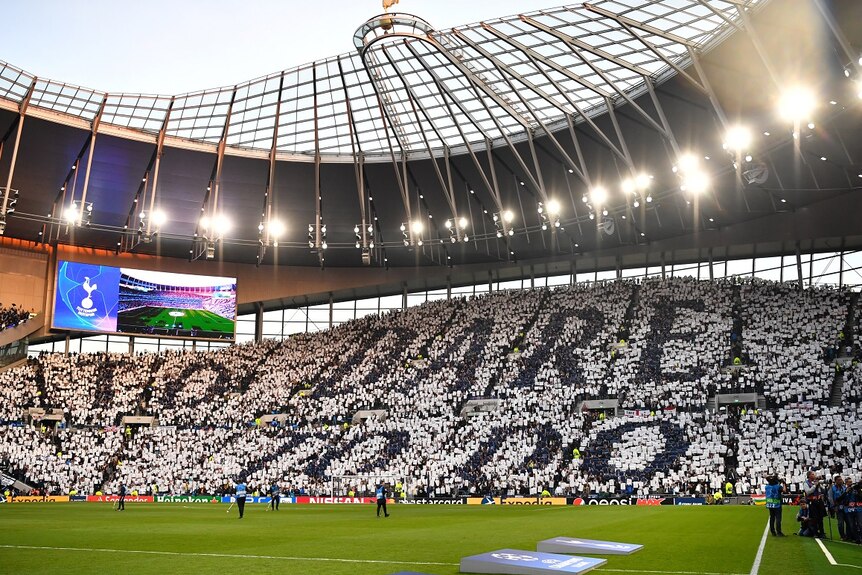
[0,1,757,161]
[0,0,860,271]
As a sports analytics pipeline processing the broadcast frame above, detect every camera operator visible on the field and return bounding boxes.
[804,470,827,538]
[827,475,849,541]
[765,475,786,537]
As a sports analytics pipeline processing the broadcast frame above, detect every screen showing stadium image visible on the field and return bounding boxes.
[52,261,237,340]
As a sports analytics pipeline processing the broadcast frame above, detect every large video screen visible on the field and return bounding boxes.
[53,261,237,340]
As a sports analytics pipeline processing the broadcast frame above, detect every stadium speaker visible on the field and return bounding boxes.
[743,162,769,185]
[361,248,372,266]
[600,217,615,236]
[205,242,215,260]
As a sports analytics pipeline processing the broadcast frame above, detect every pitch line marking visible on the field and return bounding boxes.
[748,520,770,575]
[0,545,457,567]
[0,545,749,574]
[598,570,746,575]
[815,538,862,570]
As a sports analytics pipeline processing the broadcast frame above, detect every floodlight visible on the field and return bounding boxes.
[546,199,561,215]
[590,187,607,206]
[151,210,167,228]
[724,125,752,152]
[269,219,285,239]
[458,217,468,229]
[778,86,816,122]
[411,220,424,234]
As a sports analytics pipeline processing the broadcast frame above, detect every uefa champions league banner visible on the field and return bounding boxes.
[53,262,121,332]
[52,260,237,340]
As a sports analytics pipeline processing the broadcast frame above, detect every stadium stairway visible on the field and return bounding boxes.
[417,298,463,360]
[729,283,744,364]
[844,291,859,349]
[829,369,844,408]
[99,431,131,492]
[827,291,859,408]
[618,282,641,343]
[484,288,549,396]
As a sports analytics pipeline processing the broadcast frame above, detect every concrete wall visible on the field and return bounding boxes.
[0,241,50,314]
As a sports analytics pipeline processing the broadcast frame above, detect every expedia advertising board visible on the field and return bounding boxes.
[466,497,567,505]
[5,495,70,503]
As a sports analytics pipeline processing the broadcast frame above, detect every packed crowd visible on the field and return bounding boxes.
[0,303,31,332]
[0,278,858,499]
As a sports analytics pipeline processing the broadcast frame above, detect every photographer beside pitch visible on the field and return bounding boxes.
[827,475,850,541]
[764,476,786,537]
[804,470,827,538]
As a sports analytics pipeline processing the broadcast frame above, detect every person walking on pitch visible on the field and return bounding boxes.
[235,478,247,519]
[270,482,280,511]
[376,482,389,518]
[117,482,127,511]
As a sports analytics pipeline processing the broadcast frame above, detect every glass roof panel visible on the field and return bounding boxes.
[0,0,761,160]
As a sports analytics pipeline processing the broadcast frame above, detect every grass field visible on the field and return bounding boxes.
[117,306,234,335]
[1,504,860,575]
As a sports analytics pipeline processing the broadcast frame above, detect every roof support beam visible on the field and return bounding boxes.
[77,95,108,226]
[145,97,175,237]
[313,64,325,268]
[358,52,415,241]
[580,4,696,48]
[516,16,672,146]
[191,88,237,260]
[1,79,36,221]
[379,46,462,238]
[581,8,707,94]
[401,39,542,215]
[257,74,285,266]
[732,4,781,90]
[337,56,372,259]
[812,0,862,78]
[480,26,626,169]
[454,28,592,184]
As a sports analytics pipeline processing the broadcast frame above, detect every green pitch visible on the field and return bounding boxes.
[1,504,859,575]
[118,307,234,334]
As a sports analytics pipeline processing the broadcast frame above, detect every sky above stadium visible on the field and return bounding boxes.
[5,0,560,94]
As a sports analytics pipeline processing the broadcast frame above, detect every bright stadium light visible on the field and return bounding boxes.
[63,203,79,223]
[682,170,710,195]
[444,219,453,229]
[546,199,561,215]
[411,220,424,234]
[778,86,816,122]
[724,125,752,153]
[635,173,651,190]
[150,209,167,228]
[268,219,285,239]
[213,213,232,235]
[590,186,608,206]
[503,210,514,223]
[676,153,699,173]
[458,217,468,230]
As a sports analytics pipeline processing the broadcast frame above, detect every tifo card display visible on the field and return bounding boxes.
[52,261,236,340]
[460,549,607,575]
[537,537,643,555]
